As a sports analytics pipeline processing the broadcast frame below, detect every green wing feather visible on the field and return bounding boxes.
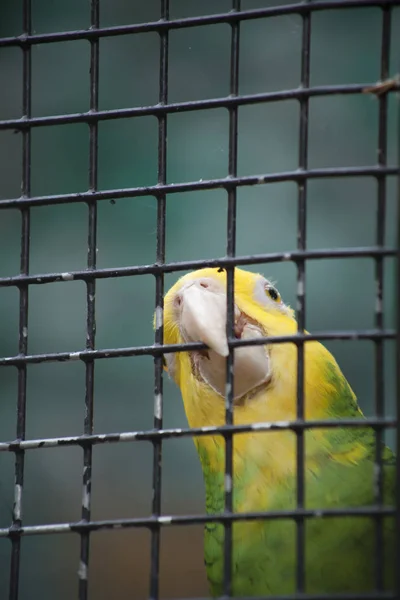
[201,363,396,597]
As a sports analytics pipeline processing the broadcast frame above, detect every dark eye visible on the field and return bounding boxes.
[265,285,281,303]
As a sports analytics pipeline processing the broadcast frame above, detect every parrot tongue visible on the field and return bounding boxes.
[179,282,231,357]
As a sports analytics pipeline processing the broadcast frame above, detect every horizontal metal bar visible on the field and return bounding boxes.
[0,0,396,48]
[2,505,396,539]
[0,166,398,210]
[146,595,396,600]
[0,417,395,452]
[0,246,395,288]
[1,83,398,131]
[0,329,395,367]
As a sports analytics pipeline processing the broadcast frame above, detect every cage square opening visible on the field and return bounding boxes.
[26,361,85,439]
[89,529,151,600]
[170,0,231,18]
[168,24,230,103]
[23,444,82,525]
[306,178,377,250]
[387,92,399,168]
[237,101,299,177]
[99,33,159,111]
[240,0,301,8]
[19,534,79,600]
[236,182,298,256]
[308,94,378,169]
[0,0,23,37]
[31,0,89,34]
[0,539,10,599]
[98,117,158,191]
[0,129,22,200]
[167,108,229,183]
[0,366,17,441]
[160,525,209,598]
[165,188,227,263]
[30,203,88,274]
[97,194,157,269]
[0,209,20,277]
[161,436,204,516]
[0,48,22,119]
[31,124,88,197]
[94,356,155,434]
[28,280,86,355]
[101,0,160,27]
[239,14,302,95]
[310,7,381,86]
[0,452,17,528]
[32,41,89,117]
[95,274,155,350]
[385,178,398,248]
[91,441,152,520]
[305,257,375,331]
[0,287,19,358]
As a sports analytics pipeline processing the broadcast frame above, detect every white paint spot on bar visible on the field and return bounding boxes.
[14,484,22,521]
[69,352,81,360]
[257,176,265,184]
[375,296,382,314]
[119,432,138,441]
[22,327,28,338]
[154,393,162,420]
[283,252,292,261]
[251,420,290,430]
[78,561,88,580]
[296,279,304,297]
[155,306,163,330]
[225,474,232,493]
[82,487,90,510]
[61,272,74,281]
[158,516,172,524]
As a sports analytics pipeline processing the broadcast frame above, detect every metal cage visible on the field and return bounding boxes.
[0,0,399,599]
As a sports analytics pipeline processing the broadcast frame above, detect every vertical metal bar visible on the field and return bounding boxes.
[374,5,391,592]
[9,1,31,599]
[78,1,99,598]
[224,2,240,598]
[296,1,311,594]
[395,37,400,600]
[150,1,168,598]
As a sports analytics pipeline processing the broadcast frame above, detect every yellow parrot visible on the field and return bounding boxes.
[160,267,395,596]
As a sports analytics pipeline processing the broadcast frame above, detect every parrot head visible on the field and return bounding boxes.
[161,267,300,407]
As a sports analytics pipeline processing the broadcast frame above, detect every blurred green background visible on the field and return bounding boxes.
[0,0,399,598]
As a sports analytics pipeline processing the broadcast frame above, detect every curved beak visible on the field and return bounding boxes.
[180,283,229,357]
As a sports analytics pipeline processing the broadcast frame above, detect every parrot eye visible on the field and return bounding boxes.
[265,284,281,303]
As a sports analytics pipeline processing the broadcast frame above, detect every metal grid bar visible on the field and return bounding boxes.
[0,329,396,368]
[223,0,241,595]
[374,5,392,591]
[0,0,397,48]
[0,1,398,599]
[295,0,311,591]
[77,0,100,597]
[8,0,32,598]
[0,83,399,132]
[396,71,400,598]
[150,1,169,598]
[0,166,398,210]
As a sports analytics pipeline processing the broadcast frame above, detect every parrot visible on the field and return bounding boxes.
[160,266,396,597]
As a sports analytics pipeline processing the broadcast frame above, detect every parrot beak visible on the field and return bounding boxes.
[178,279,230,357]
[174,276,271,400]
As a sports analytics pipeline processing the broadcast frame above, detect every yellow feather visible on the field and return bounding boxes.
[162,267,362,497]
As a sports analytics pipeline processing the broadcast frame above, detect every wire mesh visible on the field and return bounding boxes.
[0,0,399,599]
